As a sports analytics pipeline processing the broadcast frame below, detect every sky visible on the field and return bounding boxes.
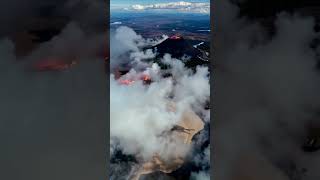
[111,0,209,7]
[111,0,210,13]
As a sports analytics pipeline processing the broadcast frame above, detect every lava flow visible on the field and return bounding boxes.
[141,74,151,81]
[169,35,182,40]
[119,79,135,85]
[33,58,77,71]
[118,74,151,85]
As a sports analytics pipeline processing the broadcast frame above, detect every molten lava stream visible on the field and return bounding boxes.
[118,74,151,85]
[119,79,135,85]
[141,74,151,81]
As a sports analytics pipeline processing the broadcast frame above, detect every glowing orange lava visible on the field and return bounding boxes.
[169,35,182,40]
[118,73,151,86]
[119,79,135,85]
[34,58,77,71]
[141,74,151,81]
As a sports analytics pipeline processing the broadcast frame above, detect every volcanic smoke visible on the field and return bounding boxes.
[110,26,210,179]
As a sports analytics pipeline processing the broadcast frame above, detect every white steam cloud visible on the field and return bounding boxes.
[110,26,210,178]
[110,26,168,69]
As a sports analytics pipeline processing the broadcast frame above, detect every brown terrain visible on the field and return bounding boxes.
[129,109,205,180]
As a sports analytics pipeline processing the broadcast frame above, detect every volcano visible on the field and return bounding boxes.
[149,35,210,69]
[153,35,199,58]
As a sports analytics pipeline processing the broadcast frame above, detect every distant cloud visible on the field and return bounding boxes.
[110,21,122,25]
[130,1,210,14]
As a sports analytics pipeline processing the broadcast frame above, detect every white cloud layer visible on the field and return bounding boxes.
[130,1,210,14]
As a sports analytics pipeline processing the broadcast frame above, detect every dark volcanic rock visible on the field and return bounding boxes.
[153,36,200,59]
[148,36,210,70]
